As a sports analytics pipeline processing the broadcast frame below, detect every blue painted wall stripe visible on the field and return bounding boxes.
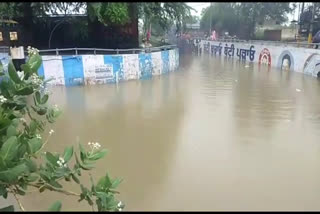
[161,51,169,74]
[139,53,152,80]
[103,55,123,83]
[62,56,84,86]
[38,62,45,78]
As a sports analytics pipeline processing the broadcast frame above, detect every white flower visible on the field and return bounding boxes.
[30,73,43,85]
[57,157,67,168]
[20,118,27,123]
[118,208,122,212]
[36,134,41,139]
[88,141,101,151]
[117,201,123,208]
[27,46,39,56]
[0,95,7,103]
[49,129,54,135]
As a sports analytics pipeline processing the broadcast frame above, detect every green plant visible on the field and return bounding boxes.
[0,47,124,211]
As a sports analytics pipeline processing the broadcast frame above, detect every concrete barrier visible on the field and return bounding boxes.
[200,40,320,78]
[36,48,179,86]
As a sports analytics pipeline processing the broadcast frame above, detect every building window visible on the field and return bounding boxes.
[10,32,18,41]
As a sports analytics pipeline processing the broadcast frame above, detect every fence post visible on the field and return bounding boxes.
[94,49,96,55]
[56,48,59,56]
[116,49,119,54]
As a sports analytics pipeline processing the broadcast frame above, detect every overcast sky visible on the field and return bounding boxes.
[186,2,301,25]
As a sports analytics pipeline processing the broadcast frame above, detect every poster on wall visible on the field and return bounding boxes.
[95,64,114,83]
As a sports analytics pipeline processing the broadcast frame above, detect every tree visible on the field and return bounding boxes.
[200,3,296,39]
[0,2,193,48]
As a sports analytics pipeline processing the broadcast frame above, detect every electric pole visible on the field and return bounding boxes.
[308,3,316,43]
[209,2,212,35]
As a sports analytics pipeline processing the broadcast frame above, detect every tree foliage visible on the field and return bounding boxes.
[200,3,296,39]
[87,3,130,26]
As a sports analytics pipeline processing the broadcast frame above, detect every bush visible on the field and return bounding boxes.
[0,47,124,212]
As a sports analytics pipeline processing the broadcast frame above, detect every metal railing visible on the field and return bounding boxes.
[199,38,320,49]
[35,45,177,56]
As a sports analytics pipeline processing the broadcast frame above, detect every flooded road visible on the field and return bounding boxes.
[17,54,320,210]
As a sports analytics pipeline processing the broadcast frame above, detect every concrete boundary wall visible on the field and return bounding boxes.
[200,40,320,78]
[36,48,179,86]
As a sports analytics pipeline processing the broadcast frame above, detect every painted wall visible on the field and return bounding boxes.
[200,40,320,78]
[37,48,179,86]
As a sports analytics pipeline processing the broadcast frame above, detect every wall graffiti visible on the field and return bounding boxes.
[209,43,255,61]
[201,40,320,78]
[303,53,320,77]
[277,50,294,72]
[258,48,271,66]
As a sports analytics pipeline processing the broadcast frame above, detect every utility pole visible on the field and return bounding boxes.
[308,3,316,43]
[209,2,212,35]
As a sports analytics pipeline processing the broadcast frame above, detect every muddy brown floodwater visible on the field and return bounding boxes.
[3,54,320,211]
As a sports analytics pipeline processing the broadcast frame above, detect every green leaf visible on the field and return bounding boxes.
[8,61,21,84]
[35,91,41,104]
[111,178,123,189]
[45,152,59,167]
[39,171,51,182]
[16,87,34,96]
[0,185,7,198]
[6,125,17,138]
[96,173,112,191]
[0,205,14,212]
[24,159,37,173]
[29,120,38,133]
[0,136,18,162]
[0,156,6,170]
[63,146,73,163]
[0,163,28,182]
[79,144,87,162]
[49,180,62,189]
[20,64,31,76]
[28,54,42,73]
[41,94,49,105]
[71,173,80,184]
[27,137,42,154]
[11,119,20,127]
[88,149,108,161]
[48,201,62,212]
